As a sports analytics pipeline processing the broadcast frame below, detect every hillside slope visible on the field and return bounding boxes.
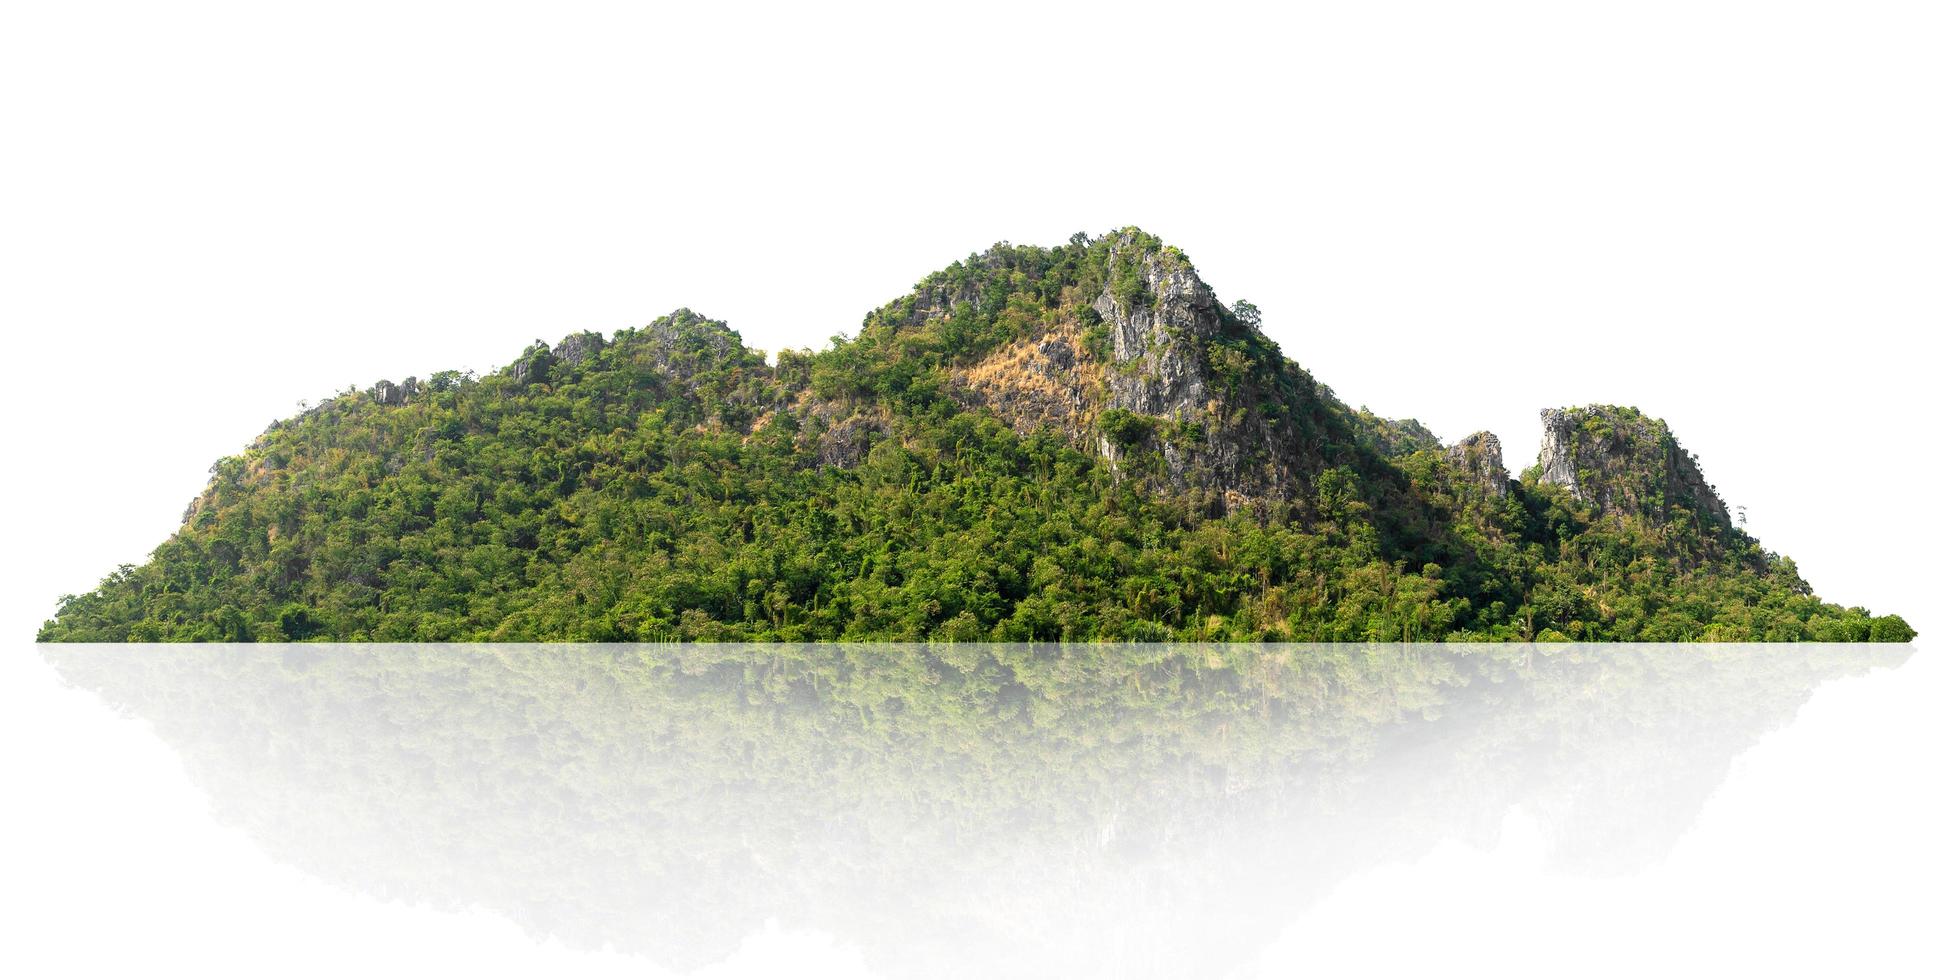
[39,229,1913,642]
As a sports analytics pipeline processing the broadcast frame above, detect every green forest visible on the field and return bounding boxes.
[38,230,1914,643]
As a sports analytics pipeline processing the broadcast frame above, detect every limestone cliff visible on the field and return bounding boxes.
[1536,406,1732,531]
[878,229,1356,504]
[1085,231,1330,500]
[1445,432,1509,499]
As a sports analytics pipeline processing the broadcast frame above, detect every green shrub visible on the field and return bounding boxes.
[1869,614,1917,643]
[1098,409,1156,448]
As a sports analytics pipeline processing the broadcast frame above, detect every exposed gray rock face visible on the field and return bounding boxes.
[872,249,1022,327]
[1537,409,1582,499]
[553,331,606,366]
[889,278,984,327]
[949,334,1096,441]
[1089,232,1312,500]
[637,310,742,384]
[811,409,886,469]
[1655,445,1732,529]
[794,397,888,469]
[1094,249,1217,420]
[1535,406,1732,531]
[1037,337,1075,371]
[371,378,417,407]
[1445,431,1508,498]
[849,233,1342,499]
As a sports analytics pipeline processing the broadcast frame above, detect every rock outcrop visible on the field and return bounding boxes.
[371,378,417,406]
[508,343,551,386]
[632,309,746,383]
[1445,431,1508,498]
[553,331,606,366]
[805,403,889,469]
[1537,409,1583,498]
[951,328,1100,440]
[1536,406,1731,531]
[873,229,1337,503]
[474,239,1749,534]
[507,313,746,389]
[1086,231,1321,500]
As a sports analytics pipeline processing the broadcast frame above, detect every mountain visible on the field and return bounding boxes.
[38,229,1913,643]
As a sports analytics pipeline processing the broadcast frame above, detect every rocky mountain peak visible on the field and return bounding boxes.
[1080,231,1330,502]
[1093,232,1221,415]
[1445,431,1508,498]
[631,309,750,376]
[1536,406,1732,531]
[844,228,1339,504]
[552,330,606,366]
[370,378,418,407]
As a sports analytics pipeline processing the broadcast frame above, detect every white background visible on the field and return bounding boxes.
[2,5,1942,974]
[3,645,1937,979]
[3,1,1941,638]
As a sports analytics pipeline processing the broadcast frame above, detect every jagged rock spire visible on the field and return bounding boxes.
[1536,406,1731,530]
[1445,431,1508,498]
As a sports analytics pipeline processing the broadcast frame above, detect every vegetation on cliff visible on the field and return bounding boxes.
[38,230,1914,642]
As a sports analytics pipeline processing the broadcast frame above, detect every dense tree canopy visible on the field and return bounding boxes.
[38,232,1914,643]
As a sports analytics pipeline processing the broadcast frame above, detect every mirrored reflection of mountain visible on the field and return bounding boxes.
[39,642,1910,978]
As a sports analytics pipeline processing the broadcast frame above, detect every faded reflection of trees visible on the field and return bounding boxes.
[41,642,1908,978]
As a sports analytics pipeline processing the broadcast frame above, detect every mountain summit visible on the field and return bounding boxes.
[40,229,1912,643]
